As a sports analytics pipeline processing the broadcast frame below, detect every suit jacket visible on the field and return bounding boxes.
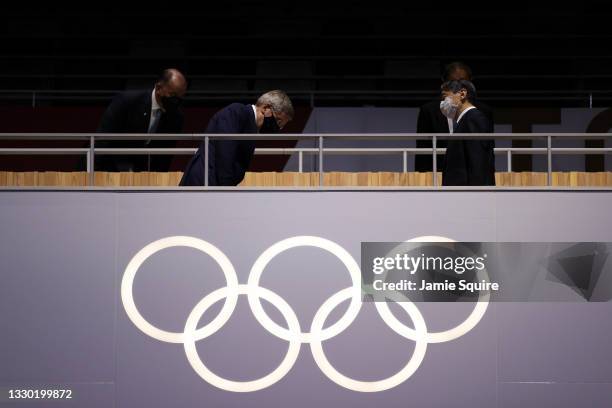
[442,108,495,186]
[98,90,183,134]
[97,90,183,171]
[415,99,493,172]
[180,103,257,186]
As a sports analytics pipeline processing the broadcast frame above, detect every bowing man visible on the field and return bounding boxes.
[180,90,294,186]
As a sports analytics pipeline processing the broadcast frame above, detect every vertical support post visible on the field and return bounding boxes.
[298,150,303,173]
[402,150,407,173]
[432,135,438,187]
[507,150,512,172]
[547,135,552,186]
[204,135,209,187]
[318,136,324,187]
[589,92,593,109]
[89,135,95,186]
[147,136,151,172]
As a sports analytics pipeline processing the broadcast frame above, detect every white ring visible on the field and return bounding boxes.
[121,236,239,344]
[310,288,428,392]
[375,235,490,343]
[121,235,492,392]
[247,236,362,343]
[183,285,301,392]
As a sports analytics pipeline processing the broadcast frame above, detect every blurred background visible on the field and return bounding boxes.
[1,3,612,177]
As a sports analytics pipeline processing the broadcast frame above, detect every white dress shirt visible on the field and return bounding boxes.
[251,104,258,128]
[447,106,476,133]
[148,89,164,133]
[456,106,476,125]
[447,117,454,134]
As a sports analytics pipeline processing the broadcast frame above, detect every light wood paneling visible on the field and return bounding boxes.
[1,171,612,187]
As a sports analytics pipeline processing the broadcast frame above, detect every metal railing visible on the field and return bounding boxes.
[0,133,610,188]
[2,89,612,108]
[3,54,612,61]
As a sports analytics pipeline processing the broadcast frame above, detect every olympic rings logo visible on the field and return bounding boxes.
[121,235,489,393]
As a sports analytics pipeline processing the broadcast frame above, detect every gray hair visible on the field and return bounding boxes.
[441,80,477,103]
[256,90,294,120]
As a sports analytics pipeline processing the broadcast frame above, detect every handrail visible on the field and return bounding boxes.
[2,89,611,95]
[3,89,611,95]
[0,133,610,140]
[2,54,612,60]
[2,89,609,108]
[3,74,612,80]
[0,133,610,188]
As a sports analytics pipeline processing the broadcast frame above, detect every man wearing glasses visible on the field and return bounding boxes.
[180,90,294,186]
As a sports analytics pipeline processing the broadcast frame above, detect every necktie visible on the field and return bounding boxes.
[148,109,161,133]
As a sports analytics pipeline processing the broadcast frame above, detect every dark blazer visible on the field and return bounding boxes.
[180,103,257,186]
[442,108,495,186]
[415,99,493,172]
[98,90,183,134]
[97,90,183,171]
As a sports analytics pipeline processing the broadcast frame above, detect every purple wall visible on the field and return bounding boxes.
[1,190,611,407]
[285,107,612,172]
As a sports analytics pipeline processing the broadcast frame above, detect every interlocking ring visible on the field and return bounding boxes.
[121,234,490,393]
[375,236,491,343]
[310,287,428,392]
[121,236,239,344]
[247,236,362,343]
[184,285,301,392]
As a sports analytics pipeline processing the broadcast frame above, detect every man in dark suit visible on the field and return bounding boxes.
[97,68,187,171]
[439,80,495,186]
[416,62,493,172]
[180,90,294,186]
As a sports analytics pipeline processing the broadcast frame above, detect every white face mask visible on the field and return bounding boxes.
[440,96,459,119]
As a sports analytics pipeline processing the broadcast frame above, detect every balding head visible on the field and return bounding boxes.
[154,68,187,111]
[157,68,187,96]
[443,62,473,82]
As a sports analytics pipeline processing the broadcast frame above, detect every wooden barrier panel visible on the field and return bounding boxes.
[1,171,612,187]
[0,171,88,186]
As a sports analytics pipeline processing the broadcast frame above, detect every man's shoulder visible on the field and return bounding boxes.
[214,103,253,125]
[223,103,250,114]
[207,103,253,133]
[464,107,487,120]
[474,100,492,112]
[212,103,249,119]
[459,108,493,132]
[474,100,494,119]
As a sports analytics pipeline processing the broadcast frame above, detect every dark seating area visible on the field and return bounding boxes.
[2,3,612,108]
